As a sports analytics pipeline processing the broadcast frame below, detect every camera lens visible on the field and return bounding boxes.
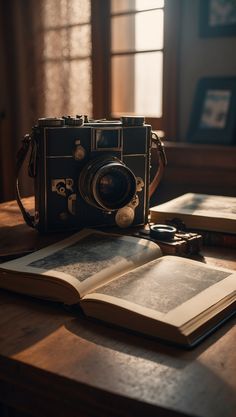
[79,157,137,211]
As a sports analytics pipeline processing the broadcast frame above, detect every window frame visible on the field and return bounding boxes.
[91,0,181,138]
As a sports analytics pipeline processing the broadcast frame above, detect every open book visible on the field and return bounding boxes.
[0,229,235,347]
[150,193,236,234]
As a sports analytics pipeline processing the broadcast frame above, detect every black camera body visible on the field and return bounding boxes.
[31,116,152,232]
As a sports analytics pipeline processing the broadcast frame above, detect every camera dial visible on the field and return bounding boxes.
[115,206,135,228]
[79,157,137,211]
[38,118,65,127]
[121,116,145,126]
[63,115,84,126]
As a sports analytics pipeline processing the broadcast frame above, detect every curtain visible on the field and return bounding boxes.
[0,0,40,202]
[0,0,92,203]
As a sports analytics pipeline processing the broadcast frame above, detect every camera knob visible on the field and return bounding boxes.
[63,116,84,126]
[121,116,145,126]
[38,118,65,127]
[115,206,135,228]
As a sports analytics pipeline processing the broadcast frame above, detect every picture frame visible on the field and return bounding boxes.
[187,77,236,145]
[199,0,236,37]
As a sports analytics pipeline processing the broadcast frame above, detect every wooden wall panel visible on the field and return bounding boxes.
[151,142,236,206]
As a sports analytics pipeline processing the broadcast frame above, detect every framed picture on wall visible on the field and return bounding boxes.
[200,0,236,37]
[187,77,236,145]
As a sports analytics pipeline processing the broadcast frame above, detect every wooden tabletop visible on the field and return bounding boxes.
[0,198,236,417]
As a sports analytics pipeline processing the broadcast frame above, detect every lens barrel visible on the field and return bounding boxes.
[79,157,136,211]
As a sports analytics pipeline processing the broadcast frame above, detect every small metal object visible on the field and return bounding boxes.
[150,224,177,241]
[115,206,135,228]
[74,141,86,160]
[136,177,144,192]
[63,115,84,126]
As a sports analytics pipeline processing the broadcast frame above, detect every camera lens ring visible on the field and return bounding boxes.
[93,162,136,210]
[150,224,177,241]
[79,157,137,211]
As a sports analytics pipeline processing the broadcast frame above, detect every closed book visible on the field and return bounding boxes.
[150,193,236,234]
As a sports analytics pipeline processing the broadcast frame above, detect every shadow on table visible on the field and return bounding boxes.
[65,311,235,369]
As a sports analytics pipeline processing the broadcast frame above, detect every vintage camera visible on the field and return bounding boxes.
[23,115,160,233]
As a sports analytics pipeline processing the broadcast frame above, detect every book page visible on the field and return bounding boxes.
[0,229,161,299]
[83,256,235,324]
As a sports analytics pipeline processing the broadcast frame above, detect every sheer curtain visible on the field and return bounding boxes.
[0,0,92,202]
[39,0,92,117]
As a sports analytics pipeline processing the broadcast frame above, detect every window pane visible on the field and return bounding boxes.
[135,52,163,117]
[43,59,92,116]
[68,59,92,115]
[43,25,91,59]
[112,55,135,114]
[69,0,91,25]
[70,25,91,57]
[136,0,164,10]
[42,0,91,28]
[112,10,163,52]
[42,0,67,28]
[111,0,164,13]
[43,29,67,59]
[44,62,68,115]
[135,10,163,50]
[112,52,163,117]
[112,15,135,53]
[41,0,92,118]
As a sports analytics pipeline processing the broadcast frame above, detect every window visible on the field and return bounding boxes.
[37,0,179,137]
[38,0,92,117]
[110,0,164,127]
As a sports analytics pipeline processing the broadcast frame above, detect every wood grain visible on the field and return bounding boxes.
[0,197,72,260]
[0,198,236,417]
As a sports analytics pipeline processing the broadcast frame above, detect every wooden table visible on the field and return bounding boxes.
[0,198,236,417]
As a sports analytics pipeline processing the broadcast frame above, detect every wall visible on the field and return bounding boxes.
[178,0,236,140]
[154,0,236,204]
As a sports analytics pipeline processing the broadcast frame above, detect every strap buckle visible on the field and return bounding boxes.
[149,132,167,198]
[156,136,167,167]
[16,133,36,228]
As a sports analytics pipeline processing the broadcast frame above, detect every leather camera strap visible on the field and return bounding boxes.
[16,134,36,228]
[149,133,167,199]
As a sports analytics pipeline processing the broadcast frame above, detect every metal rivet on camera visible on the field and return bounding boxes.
[74,140,86,160]
[66,178,74,191]
[128,195,139,209]
[136,177,144,192]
